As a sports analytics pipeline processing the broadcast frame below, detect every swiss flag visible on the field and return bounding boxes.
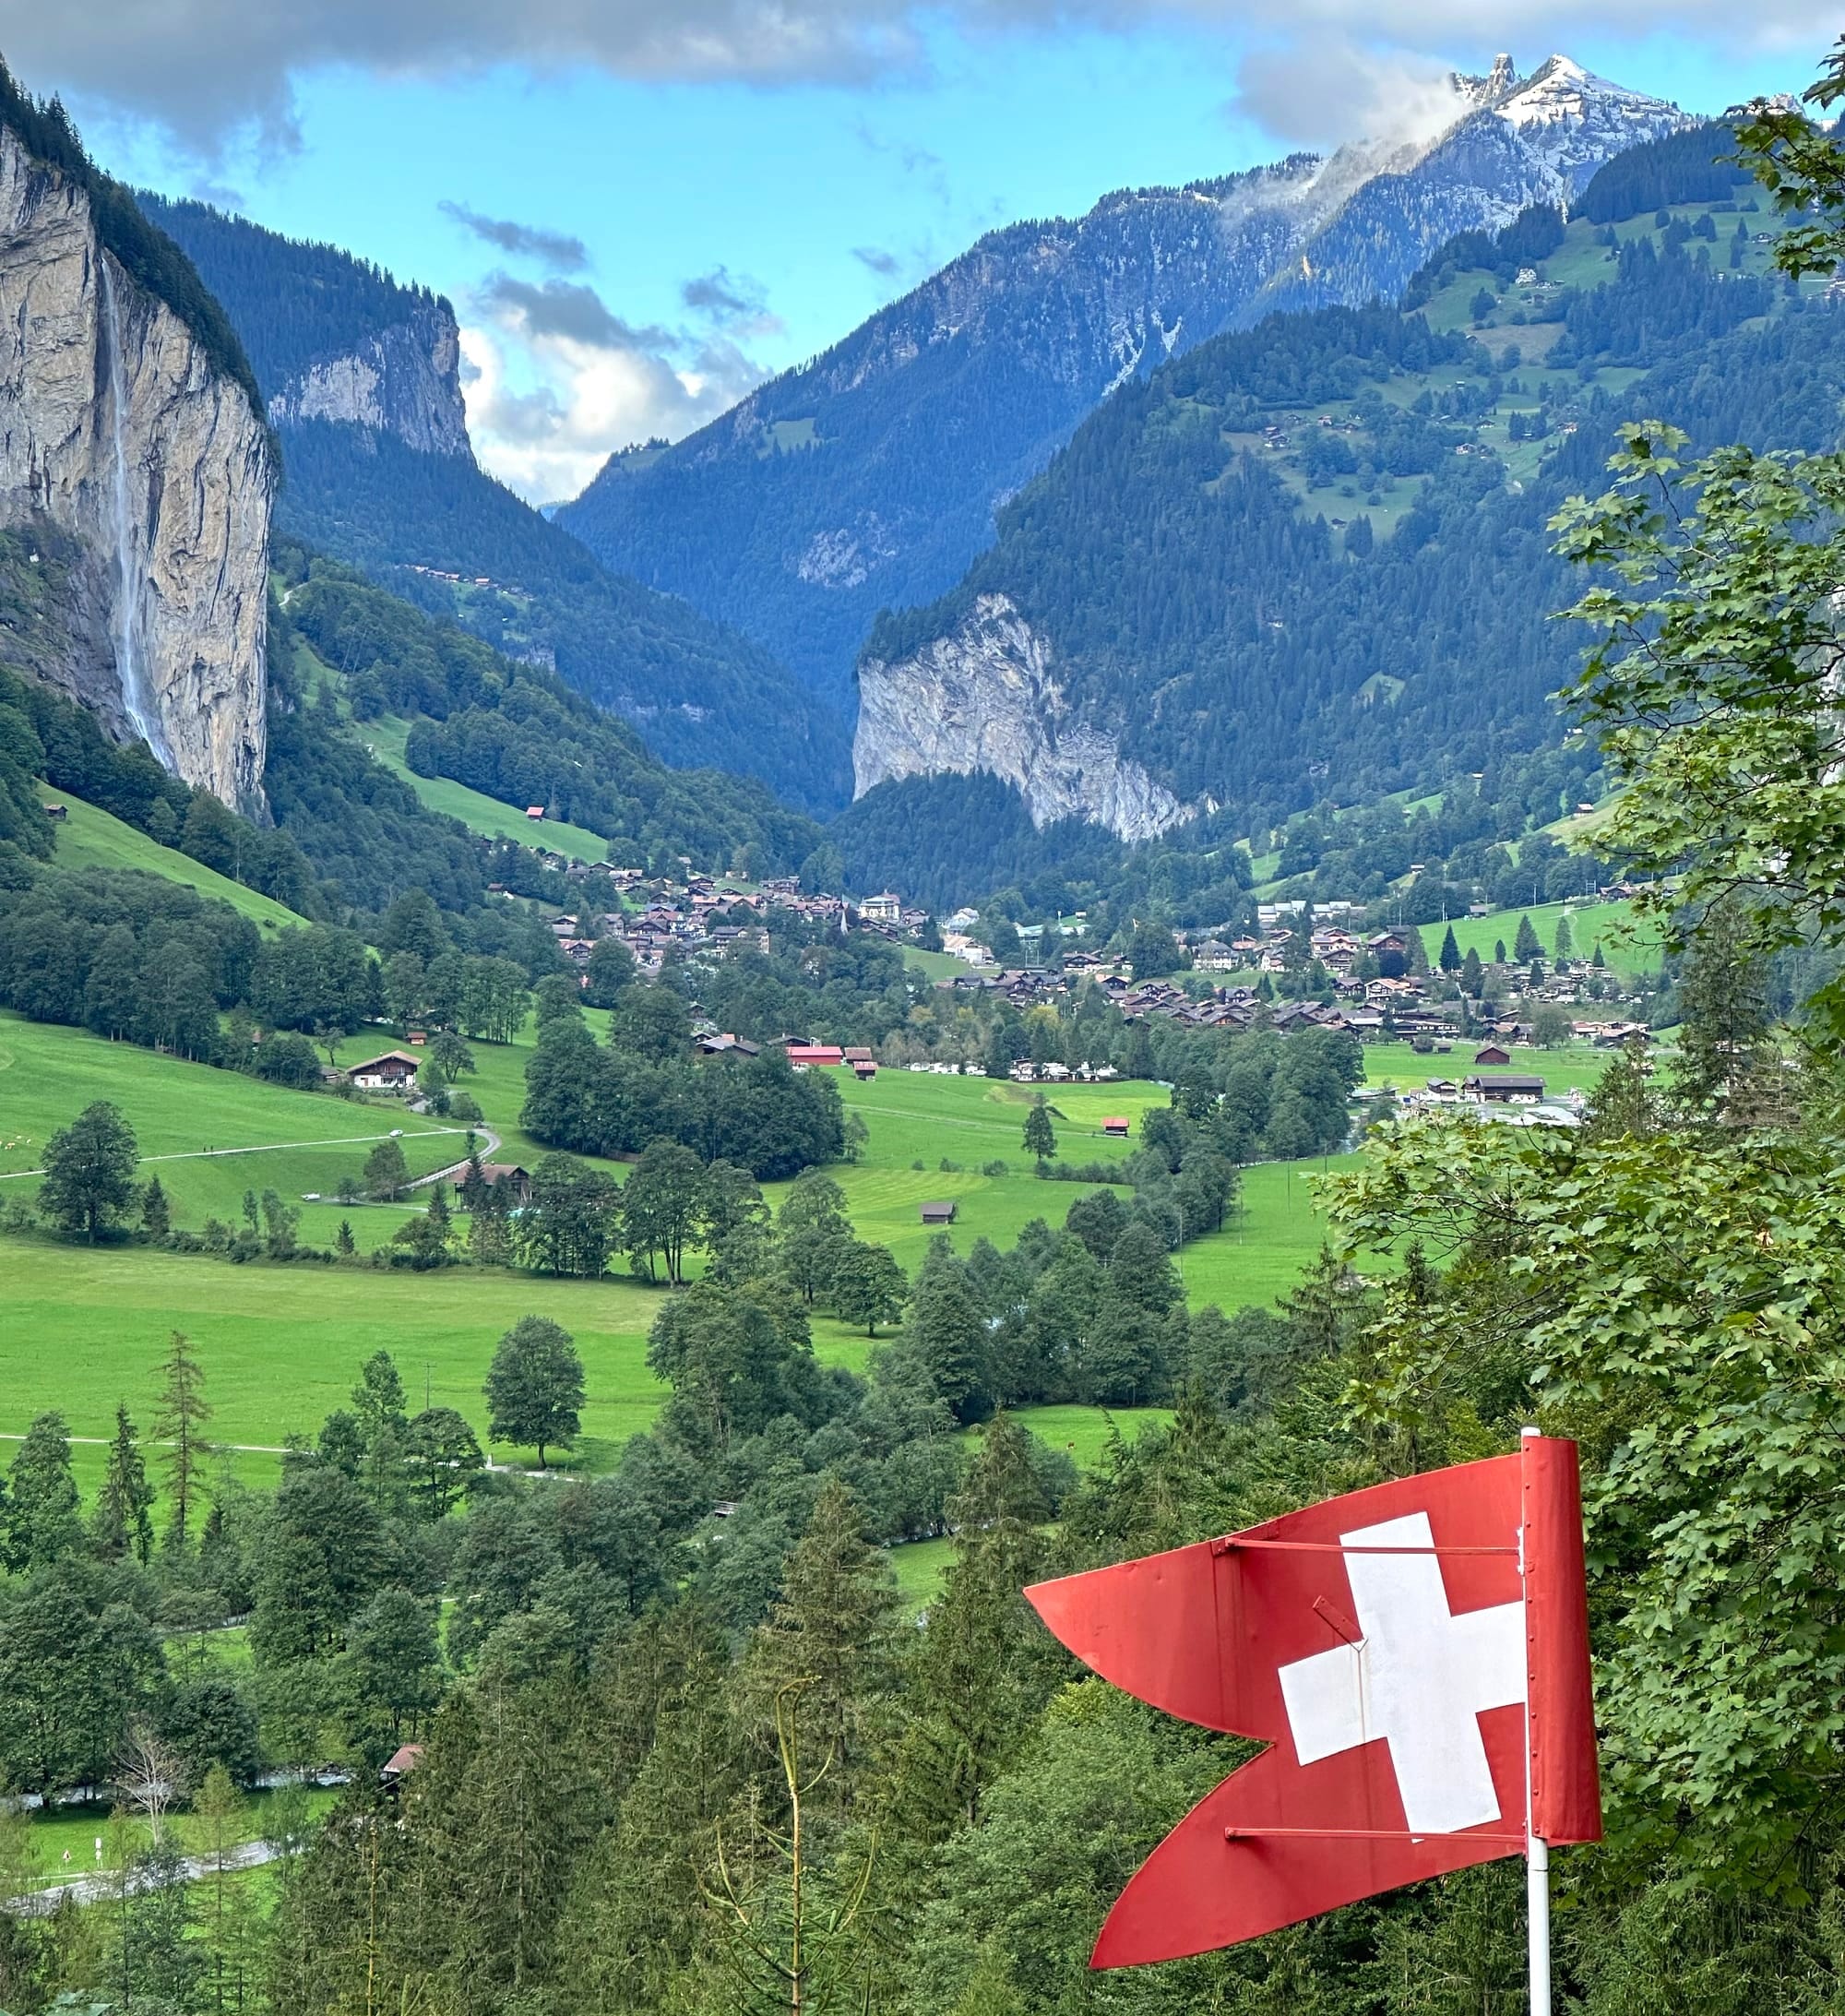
[1025,1435,1600,1968]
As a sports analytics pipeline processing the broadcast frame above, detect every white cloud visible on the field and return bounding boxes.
[13,0,1840,161]
[459,270,777,504]
[1229,41,1472,149]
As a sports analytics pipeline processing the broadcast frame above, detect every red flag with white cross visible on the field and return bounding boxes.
[1024,1434,1600,1972]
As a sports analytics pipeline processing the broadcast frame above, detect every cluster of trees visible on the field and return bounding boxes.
[0,651,319,916]
[1399,199,1570,305]
[521,986,845,1180]
[1577,117,1756,221]
[134,193,448,399]
[0,868,539,1077]
[1548,234,1776,373]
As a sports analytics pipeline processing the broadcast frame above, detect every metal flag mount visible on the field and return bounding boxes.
[1024,1432,1600,2004]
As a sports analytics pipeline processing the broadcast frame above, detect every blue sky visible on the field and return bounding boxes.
[30,7,1839,502]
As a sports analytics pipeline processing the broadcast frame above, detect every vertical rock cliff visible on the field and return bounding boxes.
[0,126,275,810]
[263,300,470,456]
[854,594,1187,841]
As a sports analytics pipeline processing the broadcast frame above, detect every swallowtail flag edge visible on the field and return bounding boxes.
[1025,1431,1599,1996]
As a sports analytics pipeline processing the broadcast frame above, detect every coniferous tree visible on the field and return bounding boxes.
[902,1414,1057,1836]
[1514,913,1543,962]
[744,1475,899,1809]
[138,1175,170,1237]
[151,1330,212,1549]
[1672,899,1778,1123]
[6,1414,79,1570]
[94,1402,155,1565]
[1438,924,1461,972]
[908,1243,994,1424]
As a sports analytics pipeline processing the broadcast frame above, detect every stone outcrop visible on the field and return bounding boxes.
[854,593,1186,842]
[0,127,275,810]
[268,301,470,456]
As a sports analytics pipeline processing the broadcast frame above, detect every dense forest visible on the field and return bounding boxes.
[133,196,448,399]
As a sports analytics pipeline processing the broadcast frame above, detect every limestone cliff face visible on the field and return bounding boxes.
[853,593,1186,842]
[268,300,470,455]
[0,127,275,810]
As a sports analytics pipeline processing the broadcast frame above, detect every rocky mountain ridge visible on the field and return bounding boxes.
[0,126,273,810]
[137,194,471,460]
[561,53,1687,748]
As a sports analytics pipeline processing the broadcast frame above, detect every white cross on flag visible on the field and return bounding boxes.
[1025,1437,1601,1968]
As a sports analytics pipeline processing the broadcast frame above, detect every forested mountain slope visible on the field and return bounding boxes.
[140,196,847,810]
[559,57,1684,719]
[852,157,1832,858]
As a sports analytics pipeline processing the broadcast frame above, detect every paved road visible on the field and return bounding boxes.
[406,1125,502,1192]
[6,1838,282,1915]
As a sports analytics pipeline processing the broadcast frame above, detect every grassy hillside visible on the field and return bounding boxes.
[1411,897,1663,972]
[42,788,304,931]
[350,713,611,864]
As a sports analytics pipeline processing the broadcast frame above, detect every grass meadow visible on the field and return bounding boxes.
[1409,898,1662,974]
[44,789,304,933]
[1,987,1622,1501]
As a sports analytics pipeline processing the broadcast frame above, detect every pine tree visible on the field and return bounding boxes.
[94,1402,155,1565]
[1553,911,1574,961]
[908,1244,993,1423]
[1672,899,1778,1123]
[1460,946,1483,996]
[744,1476,900,1809]
[6,1413,80,1569]
[151,1330,212,1549]
[139,1175,170,1237]
[1438,924,1461,972]
[1514,913,1542,962]
[901,1414,1056,1836]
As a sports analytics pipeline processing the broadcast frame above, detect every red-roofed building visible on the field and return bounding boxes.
[785,1044,845,1068]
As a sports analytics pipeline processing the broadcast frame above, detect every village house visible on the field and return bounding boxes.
[859,891,903,924]
[1463,1073,1547,1104]
[347,1051,422,1093]
[477,1163,533,1206]
[920,1200,958,1225]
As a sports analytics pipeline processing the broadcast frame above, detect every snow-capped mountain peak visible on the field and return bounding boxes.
[1496,54,1672,128]
[1453,54,1519,111]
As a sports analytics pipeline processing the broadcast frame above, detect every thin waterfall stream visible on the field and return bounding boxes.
[97,257,171,764]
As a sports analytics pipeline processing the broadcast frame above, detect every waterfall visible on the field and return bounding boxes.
[97,257,171,765]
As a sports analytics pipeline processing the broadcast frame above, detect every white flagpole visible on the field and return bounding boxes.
[1520,1425,1551,2016]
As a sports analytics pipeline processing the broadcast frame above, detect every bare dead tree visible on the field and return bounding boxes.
[116,1721,186,1846]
